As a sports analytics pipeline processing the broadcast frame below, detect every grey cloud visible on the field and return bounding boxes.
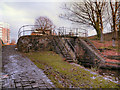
[0,2,73,42]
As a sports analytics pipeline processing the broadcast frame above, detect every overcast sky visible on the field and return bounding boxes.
[0,0,117,42]
[1,0,109,42]
[0,1,71,41]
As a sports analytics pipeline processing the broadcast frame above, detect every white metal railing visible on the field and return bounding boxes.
[18,25,88,38]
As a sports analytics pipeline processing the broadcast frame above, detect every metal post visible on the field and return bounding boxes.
[85,30,88,38]
[70,28,72,36]
[76,28,78,37]
[63,27,64,36]
[65,27,66,35]
[23,26,24,36]
[53,29,55,35]
[59,27,61,36]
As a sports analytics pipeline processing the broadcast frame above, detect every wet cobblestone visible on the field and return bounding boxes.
[2,45,55,89]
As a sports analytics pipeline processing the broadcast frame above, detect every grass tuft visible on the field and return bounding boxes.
[24,51,119,88]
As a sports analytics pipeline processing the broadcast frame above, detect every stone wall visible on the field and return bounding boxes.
[17,35,53,53]
[17,35,105,67]
[77,38,105,67]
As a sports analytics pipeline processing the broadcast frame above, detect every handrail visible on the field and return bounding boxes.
[52,29,76,59]
[57,28,78,56]
[57,27,88,37]
[18,25,45,38]
[52,30,69,53]
[65,39,75,52]
[18,30,34,38]
[54,37,69,57]
[57,27,88,56]
[18,25,88,38]
[54,28,77,59]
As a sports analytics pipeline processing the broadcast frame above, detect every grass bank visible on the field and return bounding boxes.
[24,51,119,88]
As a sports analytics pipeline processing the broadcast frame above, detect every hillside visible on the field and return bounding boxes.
[88,31,119,41]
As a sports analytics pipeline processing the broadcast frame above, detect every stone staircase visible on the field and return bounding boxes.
[52,36,74,63]
[81,38,120,69]
[83,38,105,57]
[77,38,105,67]
[51,35,120,69]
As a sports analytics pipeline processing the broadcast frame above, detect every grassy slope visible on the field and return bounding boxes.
[88,32,119,53]
[88,31,119,41]
[24,51,119,88]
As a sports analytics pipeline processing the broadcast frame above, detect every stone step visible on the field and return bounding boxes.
[105,61,120,65]
[100,64,120,69]
[84,39,104,56]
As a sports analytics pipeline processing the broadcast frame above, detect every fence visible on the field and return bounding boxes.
[56,27,88,37]
[18,25,88,38]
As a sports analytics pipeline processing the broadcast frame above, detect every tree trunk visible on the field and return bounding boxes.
[110,1,119,47]
[112,15,117,47]
[99,9,104,42]
[95,11,101,40]
[113,14,117,39]
[96,28,101,40]
[118,30,120,55]
[118,14,120,55]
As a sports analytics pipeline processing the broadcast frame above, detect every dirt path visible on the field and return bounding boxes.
[2,45,55,88]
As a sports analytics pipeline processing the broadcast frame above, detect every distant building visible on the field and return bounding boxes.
[0,22,10,44]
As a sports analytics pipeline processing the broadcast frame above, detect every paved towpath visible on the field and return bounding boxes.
[2,45,55,89]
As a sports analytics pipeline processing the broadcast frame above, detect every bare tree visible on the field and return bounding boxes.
[107,0,119,47]
[60,0,109,42]
[109,0,119,39]
[34,16,55,34]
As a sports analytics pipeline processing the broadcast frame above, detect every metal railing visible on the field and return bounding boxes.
[57,27,88,37]
[18,25,90,60]
[52,30,75,59]
[52,28,77,60]
[18,25,88,38]
[54,27,88,59]
[18,25,38,38]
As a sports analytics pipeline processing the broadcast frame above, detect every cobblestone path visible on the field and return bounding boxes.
[2,45,55,89]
